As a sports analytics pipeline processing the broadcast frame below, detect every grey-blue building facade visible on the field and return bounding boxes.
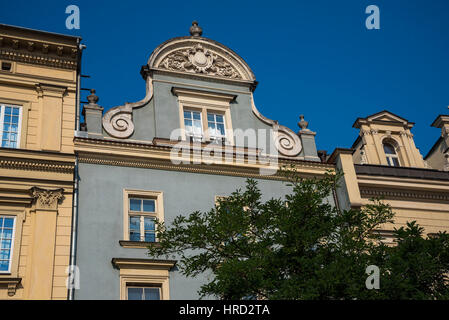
[73,22,335,300]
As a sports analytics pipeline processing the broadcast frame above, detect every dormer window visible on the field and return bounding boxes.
[173,87,235,145]
[383,142,400,167]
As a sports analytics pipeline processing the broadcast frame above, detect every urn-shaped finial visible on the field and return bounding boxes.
[189,21,203,37]
[87,89,99,105]
[298,114,309,131]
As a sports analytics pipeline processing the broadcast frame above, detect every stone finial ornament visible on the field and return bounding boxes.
[87,89,99,105]
[189,21,203,37]
[298,115,309,131]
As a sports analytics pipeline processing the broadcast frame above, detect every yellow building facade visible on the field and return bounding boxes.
[330,110,449,242]
[0,24,81,299]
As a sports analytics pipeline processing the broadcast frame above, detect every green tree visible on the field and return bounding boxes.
[148,169,449,299]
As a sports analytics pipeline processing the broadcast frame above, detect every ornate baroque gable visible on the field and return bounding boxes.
[101,22,306,159]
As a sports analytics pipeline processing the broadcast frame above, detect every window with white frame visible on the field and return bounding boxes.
[0,216,15,273]
[183,110,203,142]
[127,285,161,300]
[383,142,400,167]
[0,104,22,149]
[207,112,226,142]
[128,197,158,242]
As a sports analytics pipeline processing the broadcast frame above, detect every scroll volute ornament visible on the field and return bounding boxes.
[30,187,64,210]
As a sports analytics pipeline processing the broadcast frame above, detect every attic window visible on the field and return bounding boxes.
[1,62,12,72]
[383,143,400,167]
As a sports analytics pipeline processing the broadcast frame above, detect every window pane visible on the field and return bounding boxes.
[184,111,191,119]
[0,249,10,260]
[0,260,9,272]
[144,217,155,231]
[130,231,140,241]
[3,218,14,228]
[144,288,160,300]
[4,107,11,115]
[383,143,396,155]
[142,200,155,212]
[216,115,224,123]
[192,112,201,120]
[127,288,143,300]
[1,240,11,249]
[129,216,140,230]
[12,108,19,116]
[144,232,156,242]
[207,113,214,122]
[217,123,225,135]
[2,228,12,240]
[129,199,141,211]
[392,158,400,167]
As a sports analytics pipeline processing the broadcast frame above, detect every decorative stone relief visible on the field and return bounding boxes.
[160,44,242,79]
[30,187,64,210]
[273,123,302,157]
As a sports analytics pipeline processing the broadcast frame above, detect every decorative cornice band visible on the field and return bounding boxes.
[0,157,74,174]
[0,48,77,70]
[360,188,449,202]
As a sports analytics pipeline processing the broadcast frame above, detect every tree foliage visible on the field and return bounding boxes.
[148,169,449,299]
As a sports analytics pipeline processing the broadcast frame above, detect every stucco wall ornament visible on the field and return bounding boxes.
[30,187,64,210]
[160,44,242,79]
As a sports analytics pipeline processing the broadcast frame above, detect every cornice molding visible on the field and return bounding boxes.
[111,258,176,271]
[75,137,333,179]
[0,156,74,174]
[0,33,78,70]
[360,187,449,202]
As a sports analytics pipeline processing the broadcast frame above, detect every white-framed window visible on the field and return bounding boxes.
[0,216,16,273]
[0,104,22,149]
[383,142,400,167]
[173,87,235,145]
[183,109,203,142]
[128,198,157,242]
[207,112,226,142]
[127,285,161,300]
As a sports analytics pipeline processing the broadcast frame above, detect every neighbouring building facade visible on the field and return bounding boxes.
[0,24,82,299]
[0,21,449,300]
[330,110,449,243]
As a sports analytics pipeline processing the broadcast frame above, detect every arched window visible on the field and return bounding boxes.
[383,142,400,167]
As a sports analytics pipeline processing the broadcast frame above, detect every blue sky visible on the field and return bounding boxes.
[1,0,448,155]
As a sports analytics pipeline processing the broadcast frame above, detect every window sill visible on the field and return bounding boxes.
[0,277,21,297]
[119,240,161,249]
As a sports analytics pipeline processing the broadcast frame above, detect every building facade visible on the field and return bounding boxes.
[331,110,449,242]
[73,22,334,300]
[0,22,448,300]
[0,24,82,299]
